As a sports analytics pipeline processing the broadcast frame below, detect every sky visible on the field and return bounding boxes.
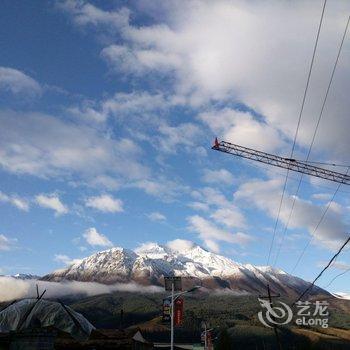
[0,0,350,295]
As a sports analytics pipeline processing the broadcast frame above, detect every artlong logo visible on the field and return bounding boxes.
[258,299,329,329]
[258,298,293,328]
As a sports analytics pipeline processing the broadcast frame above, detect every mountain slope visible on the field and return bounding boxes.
[42,243,329,298]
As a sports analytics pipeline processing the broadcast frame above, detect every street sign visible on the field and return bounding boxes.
[174,298,184,326]
[162,298,171,322]
[164,276,182,291]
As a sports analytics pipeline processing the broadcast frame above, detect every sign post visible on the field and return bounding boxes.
[164,277,182,350]
[171,281,174,350]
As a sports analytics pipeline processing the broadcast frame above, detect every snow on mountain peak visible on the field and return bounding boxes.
[134,242,167,259]
[41,240,330,299]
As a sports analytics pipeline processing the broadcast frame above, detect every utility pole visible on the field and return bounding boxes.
[201,321,213,350]
[171,280,174,350]
[164,277,200,350]
[259,284,283,350]
[164,276,182,350]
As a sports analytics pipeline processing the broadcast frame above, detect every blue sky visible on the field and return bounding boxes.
[0,0,350,295]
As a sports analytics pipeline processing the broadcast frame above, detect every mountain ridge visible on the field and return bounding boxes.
[42,242,329,298]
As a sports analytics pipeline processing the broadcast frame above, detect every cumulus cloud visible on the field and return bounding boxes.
[0,67,41,97]
[235,178,349,249]
[210,208,246,229]
[199,109,287,153]
[83,227,113,247]
[188,215,252,252]
[166,239,194,252]
[85,194,123,213]
[0,191,29,211]
[147,212,166,222]
[157,122,202,154]
[54,254,82,266]
[202,168,234,186]
[0,110,190,203]
[0,277,162,302]
[70,0,350,161]
[190,187,246,229]
[101,44,181,75]
[0,111,148,184]
[58,0,130,30]
[68,91,174,125]
[35,194,68,216]
[133,177,188,202]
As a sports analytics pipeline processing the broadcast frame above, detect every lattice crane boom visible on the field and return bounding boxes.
[212,138,350,185]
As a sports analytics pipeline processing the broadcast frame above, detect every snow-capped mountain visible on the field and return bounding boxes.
[42,243,328,297]
[8,274,41,280]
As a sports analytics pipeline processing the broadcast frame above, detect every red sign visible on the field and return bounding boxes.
[174,298,184,326]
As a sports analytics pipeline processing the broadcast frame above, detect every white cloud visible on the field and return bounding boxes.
[330,261,350,271]
[78,0,350,161]
[210,207,246,229]
[0,111,148,184]
[0,234,16,251]
[188,215,252,252]
[190,187,246,229]
[0,110,190,202]
[199,109,287,153]
[157,122,202,154]
[101,44,181,74]
[0,277,162,302]
[188,201,210,212]
[166,239,194,252]
[58,0,130,30]
[235,178,349,250]
[83,227,113,247]
[0,191,29,211]
[133,177,188,202]
[35,194,68,216]
[85,194,123,213]
[68,91,179,127]
[0,67,41,97]
[312,193,333,201]
[54,254,82,266]
[148,212,166,222]
[202,168,234,186]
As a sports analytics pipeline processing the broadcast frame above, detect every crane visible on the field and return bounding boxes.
[212,138,350,185]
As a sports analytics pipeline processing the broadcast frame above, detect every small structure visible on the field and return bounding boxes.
[0,298,94,349]
[132,330,153,349]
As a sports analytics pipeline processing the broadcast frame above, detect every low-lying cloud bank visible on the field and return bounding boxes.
[0,277,162,302]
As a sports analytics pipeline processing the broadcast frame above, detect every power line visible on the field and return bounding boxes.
[293,235,350,305]
[323,266,350,289]
[267,0,327,265]
[232,156,350,194]
[290,167,350,274]
[304,160,350,168]
[273,13,350,267]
